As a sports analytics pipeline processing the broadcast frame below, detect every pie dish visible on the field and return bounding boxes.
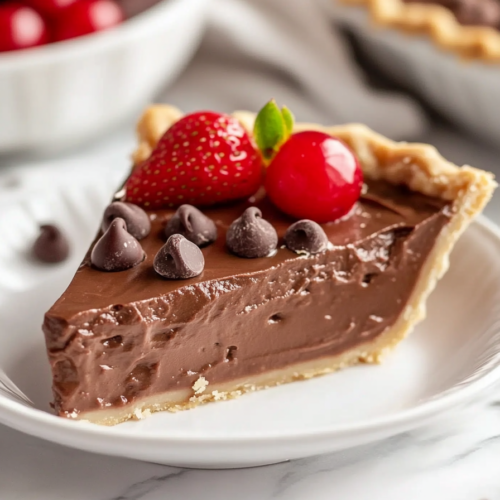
[42,103,495,426]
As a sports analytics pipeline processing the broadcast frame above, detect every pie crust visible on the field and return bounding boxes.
[74,105,496,425]
[338,0,500,60]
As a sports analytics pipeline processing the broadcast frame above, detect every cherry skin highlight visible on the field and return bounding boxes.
[265,131,363,223]
[24,0,79,17]
[52,0,124,42]
[0,3,49,52]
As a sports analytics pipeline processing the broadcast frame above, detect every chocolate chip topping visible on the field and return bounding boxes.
[226,207,278,258]
[91,218,144,272]
[32,224,70,263]
[164,204,217,247]
[284,220,329,255]
[102,202,151,240]
[154,234,205,279]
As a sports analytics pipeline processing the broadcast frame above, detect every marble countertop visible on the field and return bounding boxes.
[1,122,499,500]
[1,386,500,499]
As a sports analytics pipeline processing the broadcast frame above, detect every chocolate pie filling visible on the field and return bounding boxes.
[43,180,451,418]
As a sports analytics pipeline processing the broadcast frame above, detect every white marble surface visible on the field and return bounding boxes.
[1,123,500,499]
[1,386,500,499]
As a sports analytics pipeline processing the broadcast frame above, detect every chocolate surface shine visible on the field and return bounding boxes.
[44,180,451,417]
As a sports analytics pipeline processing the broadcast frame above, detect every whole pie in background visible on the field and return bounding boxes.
[339,0,500,60]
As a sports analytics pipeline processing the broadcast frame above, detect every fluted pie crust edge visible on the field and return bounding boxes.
[337,0,500,61]
[77,105,495,425]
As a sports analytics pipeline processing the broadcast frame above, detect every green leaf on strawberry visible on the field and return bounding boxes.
[253,99,295,163]
[281,106,294,137]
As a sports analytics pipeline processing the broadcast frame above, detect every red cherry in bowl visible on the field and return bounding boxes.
[23,0,79,18]
[265,131,363,223]
[0,3,49,52]
[52,0,124,42]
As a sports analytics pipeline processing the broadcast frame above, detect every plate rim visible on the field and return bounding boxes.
[0,216,499,447]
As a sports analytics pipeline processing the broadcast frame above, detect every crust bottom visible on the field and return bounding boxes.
[76,348,393,426]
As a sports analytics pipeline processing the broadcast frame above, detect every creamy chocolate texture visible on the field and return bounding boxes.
[43,180,451,419]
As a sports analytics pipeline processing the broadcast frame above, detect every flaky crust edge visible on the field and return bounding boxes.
[338,0,500,60]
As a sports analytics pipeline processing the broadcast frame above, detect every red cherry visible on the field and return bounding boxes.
[52,0,124,42]
[265,131,363,223]
[23,0,79,18]
[0,3,49,52]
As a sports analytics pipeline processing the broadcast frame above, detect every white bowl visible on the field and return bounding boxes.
[329,2,500,148]
[0,0,210,153]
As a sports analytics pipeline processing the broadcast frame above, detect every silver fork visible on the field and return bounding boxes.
[0,368,34,407]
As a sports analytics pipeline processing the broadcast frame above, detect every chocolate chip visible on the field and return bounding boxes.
[284,220,328,254]
[102,202,150,240]
[32,224,70,263]
[91,218,144,272]
[164,204,217,247]
[154,234,204,279]
[226,207,278,258]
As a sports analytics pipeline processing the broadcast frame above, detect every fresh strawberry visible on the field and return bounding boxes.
[125,112,264,209]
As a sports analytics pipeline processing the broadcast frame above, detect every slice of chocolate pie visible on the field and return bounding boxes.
[43,102,496,425]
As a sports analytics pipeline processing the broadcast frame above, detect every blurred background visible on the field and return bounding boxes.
[0,0,498,217]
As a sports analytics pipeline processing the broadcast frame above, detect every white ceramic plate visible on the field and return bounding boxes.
[328,1,500,148]
[1,165,500,469]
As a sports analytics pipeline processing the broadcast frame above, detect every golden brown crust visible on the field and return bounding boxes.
[132,104,183,165]
[338,0,500,61]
